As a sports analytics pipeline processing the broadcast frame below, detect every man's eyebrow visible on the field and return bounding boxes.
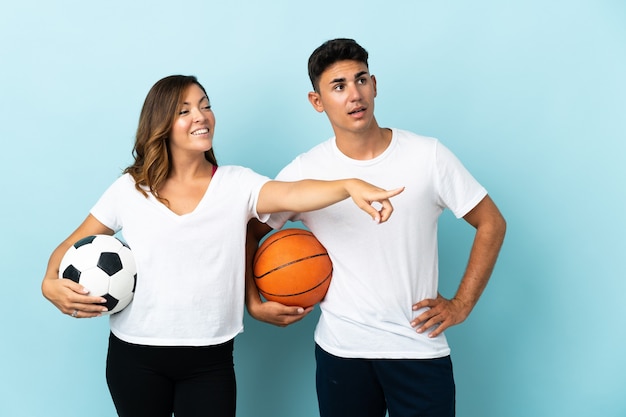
[330,77,346,84]
[330,71,369,84]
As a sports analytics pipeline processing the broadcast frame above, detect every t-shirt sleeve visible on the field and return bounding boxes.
[90,176,126,233]
[235,166,272,223]
[264,160,301,229]
[435,141,487,218]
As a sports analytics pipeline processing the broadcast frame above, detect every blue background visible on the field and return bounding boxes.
[1,1,625,416]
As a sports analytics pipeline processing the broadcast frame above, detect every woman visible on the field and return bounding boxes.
[41,75,402,417]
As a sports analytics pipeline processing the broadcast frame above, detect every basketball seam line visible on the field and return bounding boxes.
[254,231,318,259]
[254,253,329,279]
[258,270,333,297]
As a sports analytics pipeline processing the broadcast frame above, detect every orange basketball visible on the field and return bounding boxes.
[253,228,332,307]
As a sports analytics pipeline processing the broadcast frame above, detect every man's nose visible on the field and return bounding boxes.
[347,83,362,101]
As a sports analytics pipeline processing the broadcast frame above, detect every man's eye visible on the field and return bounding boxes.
[333,84,344,91]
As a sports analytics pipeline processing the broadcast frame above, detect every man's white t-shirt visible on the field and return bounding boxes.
[267,129,487,359]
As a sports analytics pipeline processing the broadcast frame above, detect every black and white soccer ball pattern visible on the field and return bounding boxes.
[59,235,137,315]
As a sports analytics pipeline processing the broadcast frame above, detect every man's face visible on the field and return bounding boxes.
[308,60,377,136]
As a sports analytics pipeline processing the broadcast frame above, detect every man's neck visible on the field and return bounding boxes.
[335,125,392,161]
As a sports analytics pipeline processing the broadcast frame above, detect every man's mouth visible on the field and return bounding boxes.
[348,107,366,115]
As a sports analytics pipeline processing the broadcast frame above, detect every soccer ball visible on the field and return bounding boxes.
[59,234,137,315]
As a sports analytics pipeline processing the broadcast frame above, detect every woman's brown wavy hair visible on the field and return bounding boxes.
[124,75,218,204]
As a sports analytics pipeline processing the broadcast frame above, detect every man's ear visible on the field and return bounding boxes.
[371,74,378,98]
[308,91,324,113]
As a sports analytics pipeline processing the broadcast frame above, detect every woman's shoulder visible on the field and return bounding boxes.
[214,165,270,183]
[111,172,136,187]
[101,172,141,195]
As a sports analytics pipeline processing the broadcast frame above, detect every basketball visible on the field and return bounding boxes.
[253,228,332,307]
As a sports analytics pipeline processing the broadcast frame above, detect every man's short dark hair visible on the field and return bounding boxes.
[308,38,369,92]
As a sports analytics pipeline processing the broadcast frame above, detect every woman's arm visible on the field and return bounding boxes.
[42,214,115,318]
[256,179,404,222]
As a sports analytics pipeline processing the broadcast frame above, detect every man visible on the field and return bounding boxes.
[246,38,506,417]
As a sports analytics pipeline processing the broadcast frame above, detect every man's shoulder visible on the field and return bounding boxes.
[275,138,336,180]
[392,128,438,143]
[292,137,335,161]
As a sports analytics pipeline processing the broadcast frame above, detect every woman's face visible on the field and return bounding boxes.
[169,84,216,156]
